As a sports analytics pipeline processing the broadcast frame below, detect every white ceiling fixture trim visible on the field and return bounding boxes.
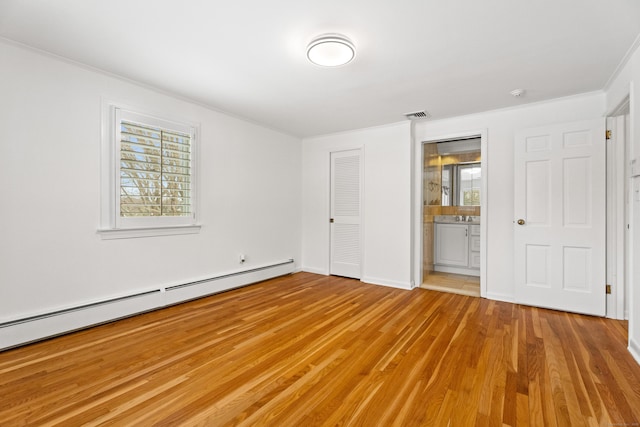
[306,34,356,67]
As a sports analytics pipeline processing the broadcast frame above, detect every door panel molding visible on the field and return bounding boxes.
[514,119,606,316]
[330,149,362,279]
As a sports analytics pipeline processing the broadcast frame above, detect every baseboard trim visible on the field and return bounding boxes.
[164,261,294,305]
[629,338,640,366]
[301,267,329,275]
[0,259,294,351]
[360,276,412,290]
[0,292,164,352]
[485,292,516,303]
[433,265,480,277]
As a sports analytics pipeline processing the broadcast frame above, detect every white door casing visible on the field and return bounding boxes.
[514,119,606,316]
[330,149,362,279]
[606,114,629,319]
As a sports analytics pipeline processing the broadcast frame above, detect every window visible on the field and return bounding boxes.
[458,163,481,206]
[441,165,451,206]
[439,162,481,207]
[100,105,200,239]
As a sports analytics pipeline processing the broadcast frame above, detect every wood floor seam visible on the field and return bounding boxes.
[0,272,638,426]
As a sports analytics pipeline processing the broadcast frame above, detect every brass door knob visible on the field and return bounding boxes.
[517,219,525,225]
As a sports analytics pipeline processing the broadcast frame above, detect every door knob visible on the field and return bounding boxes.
[517,219,525,225]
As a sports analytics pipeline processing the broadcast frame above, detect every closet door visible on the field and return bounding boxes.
[330,149,362,279]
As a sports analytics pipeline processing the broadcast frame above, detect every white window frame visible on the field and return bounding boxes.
[457,162,481,207]
[99,101,201,239]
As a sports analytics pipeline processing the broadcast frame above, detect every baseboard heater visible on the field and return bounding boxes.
[0,259,295,351]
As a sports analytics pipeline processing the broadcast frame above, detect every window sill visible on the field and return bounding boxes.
[97,225,201,240]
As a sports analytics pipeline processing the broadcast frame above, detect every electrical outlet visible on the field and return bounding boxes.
[239,254,246,263]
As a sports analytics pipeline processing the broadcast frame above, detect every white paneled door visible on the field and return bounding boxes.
[514,119,606,316]
[330,149,362,279]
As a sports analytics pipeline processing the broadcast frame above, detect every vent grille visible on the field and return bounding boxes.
[404,110,431,120]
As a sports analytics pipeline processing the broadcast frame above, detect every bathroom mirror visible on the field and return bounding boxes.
[423,138,481,207]
[441,162,481,206]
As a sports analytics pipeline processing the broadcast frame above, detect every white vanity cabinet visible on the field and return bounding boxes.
[469,224,481,268]
[434,222,480,276]
[434,224,469,267]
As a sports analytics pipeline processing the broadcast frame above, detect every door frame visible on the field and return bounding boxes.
[413,129,488,297]
[607,97,631,320]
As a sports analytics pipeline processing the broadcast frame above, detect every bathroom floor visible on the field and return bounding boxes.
[420,272,480,297]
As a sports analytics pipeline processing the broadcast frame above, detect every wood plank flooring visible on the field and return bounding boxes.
[421,272,481,297]
[1,272,639,426]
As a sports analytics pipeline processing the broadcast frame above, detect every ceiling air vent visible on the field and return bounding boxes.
[404,110,431,120]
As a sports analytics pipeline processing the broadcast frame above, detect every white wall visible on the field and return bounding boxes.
[301,95,606,296]
[413,93,605,302]
[301,122,413,289]
[4,34,636,359]
[0,41,301,323]
[605,36,640,363]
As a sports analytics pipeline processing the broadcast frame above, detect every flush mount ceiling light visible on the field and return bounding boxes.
[306,34,356,67]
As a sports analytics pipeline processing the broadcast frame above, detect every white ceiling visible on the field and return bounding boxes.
[1,1,640,137]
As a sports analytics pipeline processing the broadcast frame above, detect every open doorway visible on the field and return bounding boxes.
[606,97,631,320]
[421,136,483,297]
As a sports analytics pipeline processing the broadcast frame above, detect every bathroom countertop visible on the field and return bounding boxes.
[433,215,480,225]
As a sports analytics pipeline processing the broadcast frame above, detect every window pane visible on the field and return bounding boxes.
[120,120,192,218]
[441,165,451,206]
[459,164,481,206]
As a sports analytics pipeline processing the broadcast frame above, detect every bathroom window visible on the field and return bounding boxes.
[440,162,481,206]
[441,166,451,206]
[458,163,481,206]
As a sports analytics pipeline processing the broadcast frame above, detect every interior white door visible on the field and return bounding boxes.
[330,149,362,279]
[514,119,606,316]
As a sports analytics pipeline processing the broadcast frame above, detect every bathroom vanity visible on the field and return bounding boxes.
[433,215,480,276]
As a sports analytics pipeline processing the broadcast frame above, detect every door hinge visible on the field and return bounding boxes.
[606,130,612,140]
[606,284,612,294]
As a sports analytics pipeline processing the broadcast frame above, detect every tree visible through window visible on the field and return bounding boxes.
[119,120,191,217]
[99,105,199,238]
[459,164,481,206]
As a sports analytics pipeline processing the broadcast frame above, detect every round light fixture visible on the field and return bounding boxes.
[306,34,356,67]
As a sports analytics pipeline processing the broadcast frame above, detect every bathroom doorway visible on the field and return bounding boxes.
[421,136,484,297]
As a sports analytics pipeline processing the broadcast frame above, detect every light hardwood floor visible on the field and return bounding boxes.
[421,272,481,297]
[1,272,639,426]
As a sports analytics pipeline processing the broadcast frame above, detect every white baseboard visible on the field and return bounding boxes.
[164,261,294,305]
[301,266,329,275]
[433,265,480,277]
[299,269,413,290]
[360,276,413,290]
[1,291,164,351]
[0,259,294,351]
[485,292,516,303]
[629,338,640,366]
